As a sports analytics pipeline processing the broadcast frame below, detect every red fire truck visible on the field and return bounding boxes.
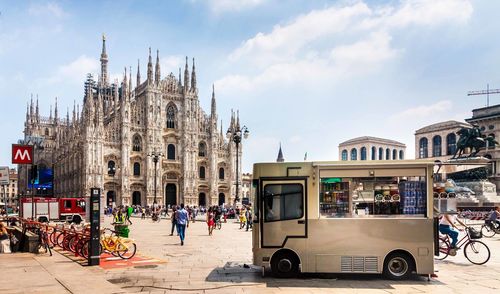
[20,197,86,222]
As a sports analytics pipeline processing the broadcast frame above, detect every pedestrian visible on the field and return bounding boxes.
[245,205,253,231]
[239,208,246,229]
[207,207,215,236]
[0,222,11,254]
[175,203,188,246]
[170,206,177,236]
[126,205,133,225]
[141,207,146,219]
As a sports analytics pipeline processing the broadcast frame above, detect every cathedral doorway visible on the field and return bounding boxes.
[218,193,225,206]
[106,191,115,207]
[198,193,206,207]
[132,191,141,206]
[165,184,177,206]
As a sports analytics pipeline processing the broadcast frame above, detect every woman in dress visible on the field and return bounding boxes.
[207,207,215,236]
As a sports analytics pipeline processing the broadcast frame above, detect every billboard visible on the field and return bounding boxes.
[29,167,53,191]
[0,166,9,185]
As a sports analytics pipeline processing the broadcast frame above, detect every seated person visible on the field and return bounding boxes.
[439,211,467,249]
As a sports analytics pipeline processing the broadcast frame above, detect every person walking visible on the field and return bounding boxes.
[245,205,253,231]
[126,205,133,225]
[239,208,247,229]
[141,207,146,220]
[170,206,177,236]
[207,207,215,236]
[175,204,188,246]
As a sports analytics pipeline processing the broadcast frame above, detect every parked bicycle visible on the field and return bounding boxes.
[436,226,490,265]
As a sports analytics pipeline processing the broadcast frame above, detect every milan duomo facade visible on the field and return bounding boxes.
[20,37,243,208]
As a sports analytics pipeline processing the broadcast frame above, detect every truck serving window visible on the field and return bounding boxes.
[264,184,303,222]
[320,176,427,218]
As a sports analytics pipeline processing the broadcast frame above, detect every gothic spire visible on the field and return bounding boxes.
[122,66,128,99]
[30,94,34,117]
[178,67,182,90]
[129,66,132,95]
[26,103,29,123]
[72,100,76,124]
[191,57,196,91]
[35,95,39,120]
[136,59,141,88]
[49,105,53,121]
[66,107,70,126]
[211,84,216,116]
[54,97,58,122]
[77,104,80,123]
[155,49,161,84]
[236,110,240,129]
[147,47,153,83]
[277,143,285,162]
[184,56,189,91]
[100,34,108,86]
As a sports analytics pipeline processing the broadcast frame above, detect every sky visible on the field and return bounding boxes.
[1,0,500,173]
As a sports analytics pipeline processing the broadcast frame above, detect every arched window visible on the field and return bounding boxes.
[399,150,404,160]
[45,128,49,136]
[371,146,376,160]
[199,166,206,179]
[386,148,390,160]
[360,147,367,160]
[392,149,397,160]
[446,133,456,155]
[219,167,224,180]
[433,135,442,157]
[133,162,140,176]
[167,144,175,160]
[379,147,383,160]
[166,105,176,129]
[198,142,206,157]
[350,148,357,160]
[107,161,116,176]
[419,138,428,158]
[132,135,142,152]
[341,150,348,161]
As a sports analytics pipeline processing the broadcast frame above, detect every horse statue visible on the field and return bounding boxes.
[452,125,498,158]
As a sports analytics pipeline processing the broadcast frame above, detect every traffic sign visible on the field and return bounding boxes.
[12,144,33,164]
[0,166,9,185]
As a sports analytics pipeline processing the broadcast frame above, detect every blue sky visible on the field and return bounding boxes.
[1,0,500,172]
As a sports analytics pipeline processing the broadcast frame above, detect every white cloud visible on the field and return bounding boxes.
[28,2,68,19]
[389,100,453,121]
[160,55,184,74]
[220,1,473,95]
[207,0,265,13]
[42,55,99,85]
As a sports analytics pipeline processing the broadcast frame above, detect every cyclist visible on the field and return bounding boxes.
[486,206,500,228]
[439,210,467,250]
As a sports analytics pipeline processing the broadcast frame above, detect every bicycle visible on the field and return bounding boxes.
[215,216,222,230]
[81,229,136,260]
[481,220,500,238]
[436,226,490,265]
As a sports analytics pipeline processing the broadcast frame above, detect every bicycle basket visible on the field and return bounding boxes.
[468,227,482,239]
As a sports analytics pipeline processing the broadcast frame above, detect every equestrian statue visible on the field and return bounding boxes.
[453,125,498,158]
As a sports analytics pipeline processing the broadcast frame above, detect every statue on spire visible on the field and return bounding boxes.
[155,49,161,84]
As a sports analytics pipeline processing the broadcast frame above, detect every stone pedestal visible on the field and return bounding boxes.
[457,180,500,205]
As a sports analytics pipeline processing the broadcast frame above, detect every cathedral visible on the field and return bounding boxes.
[20,36,244,208]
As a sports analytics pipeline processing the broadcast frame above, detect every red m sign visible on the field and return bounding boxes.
[12,145,33,164]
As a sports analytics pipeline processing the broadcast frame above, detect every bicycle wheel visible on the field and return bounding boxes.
[464,240,490,265]
[216,221,222,230]
[435,237,450,260]
[481,225,496,238]
[117,241,137,259]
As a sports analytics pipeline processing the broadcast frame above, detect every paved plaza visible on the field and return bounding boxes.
[2,216,500,293]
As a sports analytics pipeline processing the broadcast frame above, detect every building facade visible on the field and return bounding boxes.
[414,120,470,161]
[2,169,18,207]
[339,136,406,161]
[19,37,243,208]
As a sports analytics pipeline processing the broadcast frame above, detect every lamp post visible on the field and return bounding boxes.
[24,137,44,220]
[227,124,249,204]
[107,163,116,207]
[147,151,163,205]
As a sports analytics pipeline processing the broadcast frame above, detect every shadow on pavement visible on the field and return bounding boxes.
[205,262,446,289]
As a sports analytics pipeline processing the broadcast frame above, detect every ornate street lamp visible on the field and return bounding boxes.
[147,151,163,205]
[227,124,249,204]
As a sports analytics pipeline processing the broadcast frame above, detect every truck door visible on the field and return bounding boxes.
[260,178,307,248]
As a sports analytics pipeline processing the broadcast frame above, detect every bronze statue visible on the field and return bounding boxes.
[453,125,498,158]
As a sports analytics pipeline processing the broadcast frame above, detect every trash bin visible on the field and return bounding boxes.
[114,224,129,238]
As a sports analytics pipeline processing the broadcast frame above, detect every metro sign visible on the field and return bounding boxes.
[12,144,33,164]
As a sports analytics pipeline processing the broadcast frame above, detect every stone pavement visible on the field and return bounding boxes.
[1,216,500,293]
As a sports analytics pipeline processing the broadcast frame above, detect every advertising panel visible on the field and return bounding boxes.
[0,166,9,185]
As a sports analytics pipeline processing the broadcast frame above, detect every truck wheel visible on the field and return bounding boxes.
[271,251,299,278]
[383,252,414,280]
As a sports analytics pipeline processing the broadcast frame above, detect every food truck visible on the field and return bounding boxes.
[252,160,436,279]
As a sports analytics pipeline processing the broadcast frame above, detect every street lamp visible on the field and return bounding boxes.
[147,151,163,205]
[227,124,249,204]
[107,162,116,207]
